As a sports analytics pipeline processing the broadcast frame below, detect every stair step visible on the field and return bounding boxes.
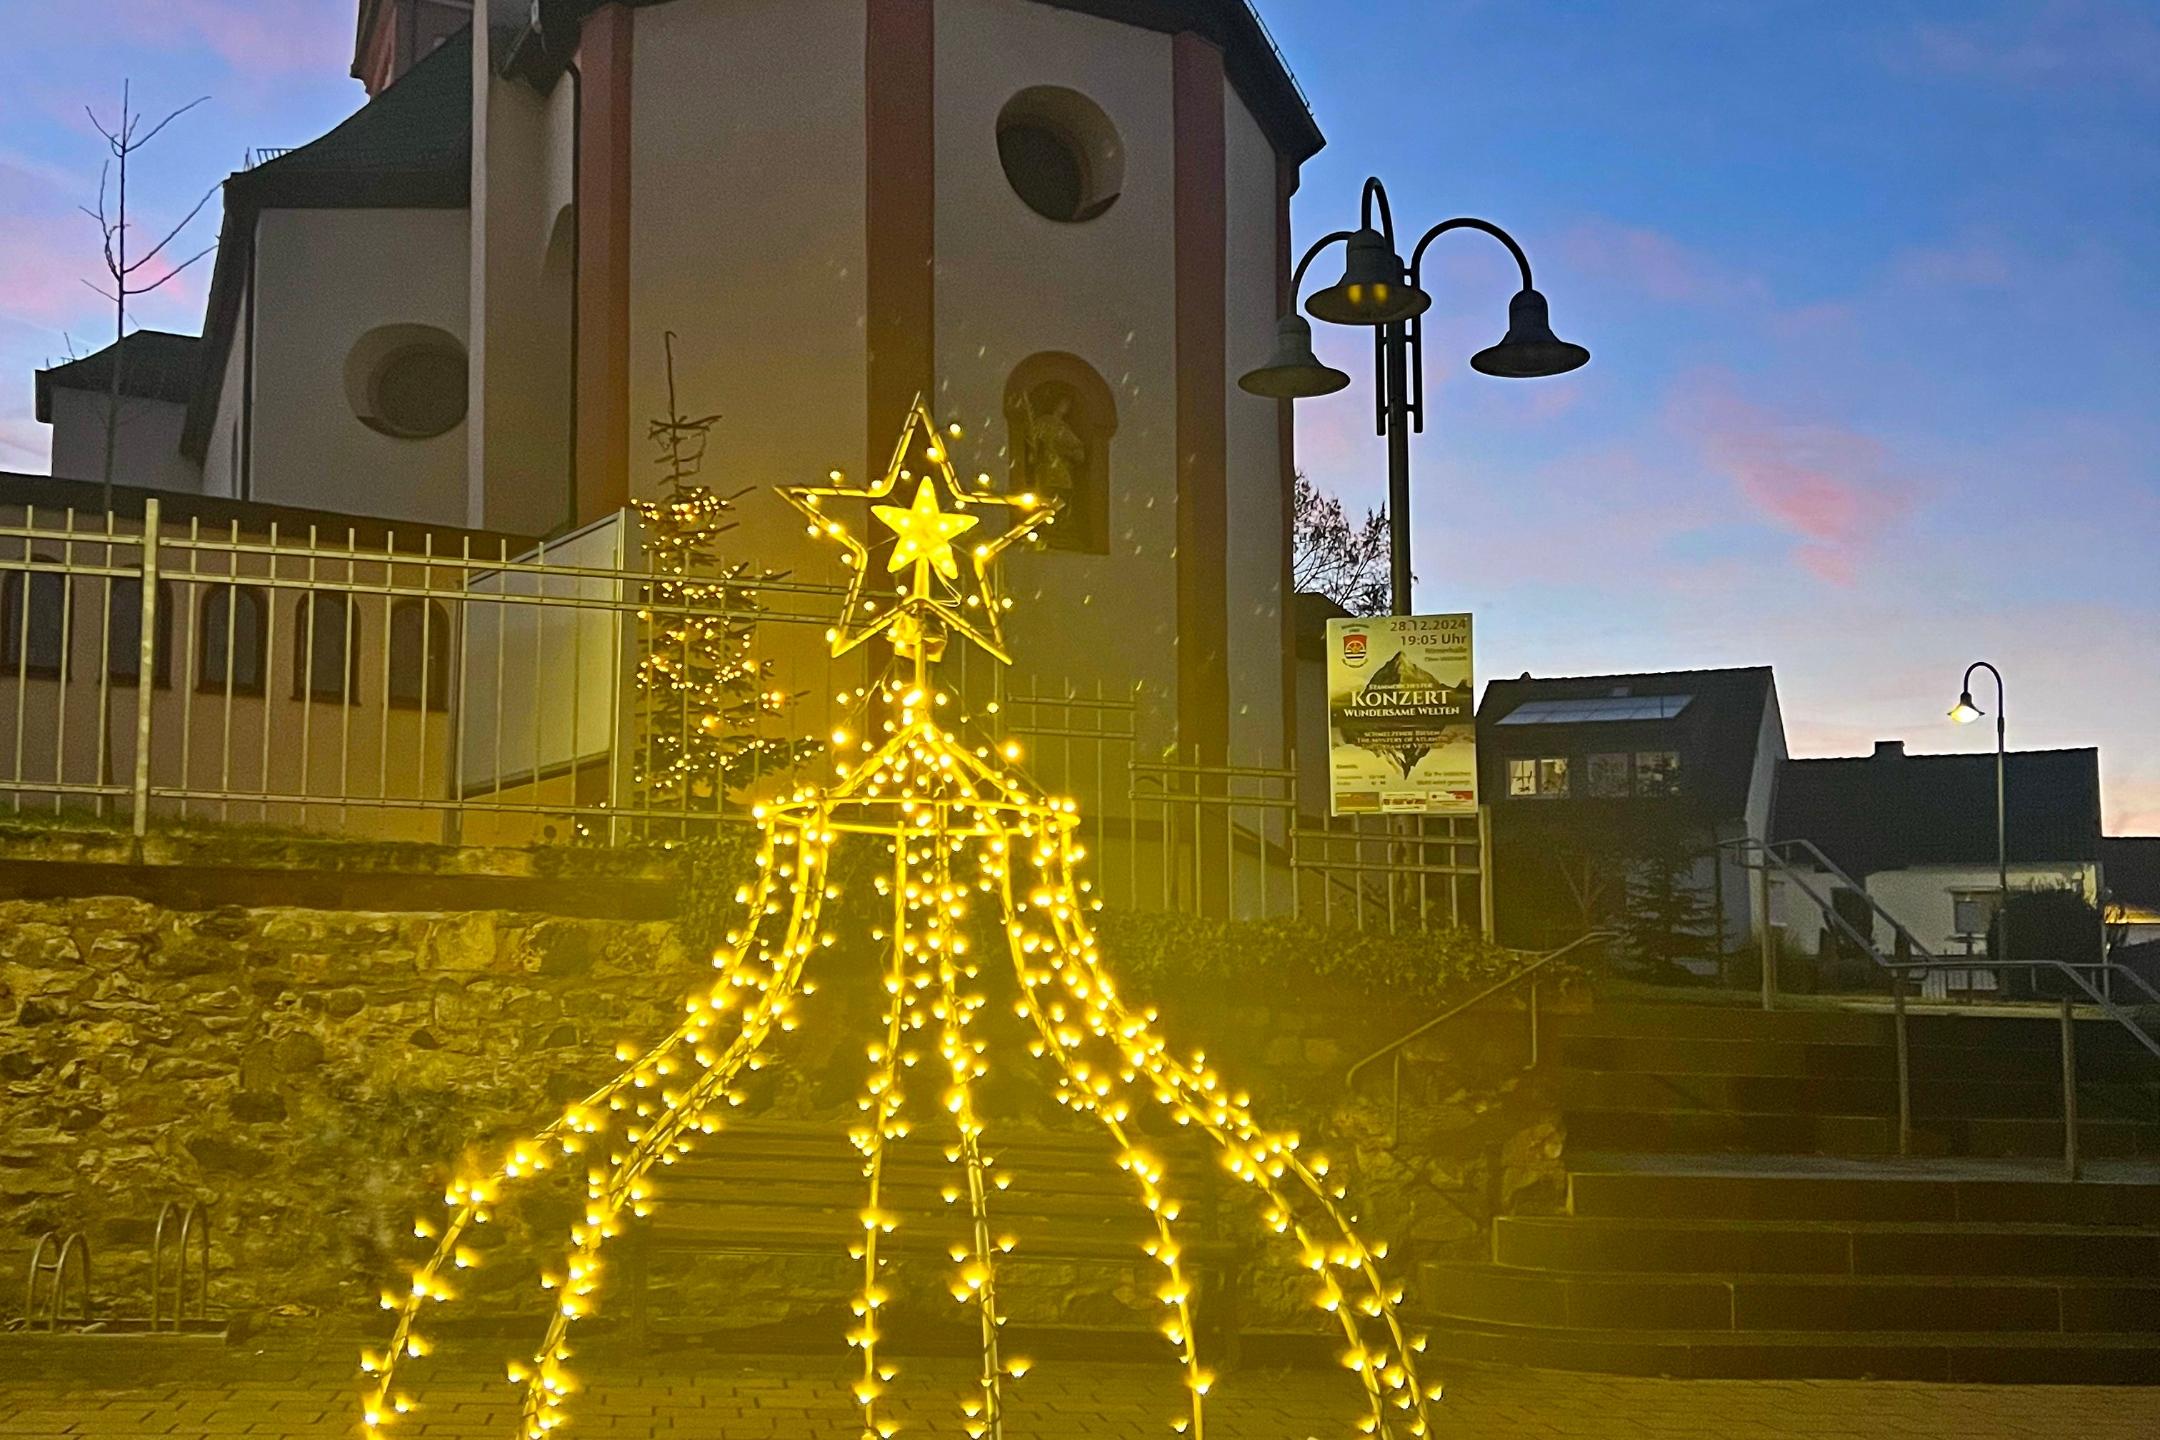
[1555,1033,2160,1084]
[1407,1315,2160,1382]
[1567,1167,2160,1225]
[1550,1005,1894,1044]
[1492,1214,2160,1277]
[1564,1107,2160,1159]
[1419,1261,2160,1334]
[1559,1070,2158,1122]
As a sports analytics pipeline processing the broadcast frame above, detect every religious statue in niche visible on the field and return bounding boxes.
[1002,354,1116,554]
[1010,383,1086,506]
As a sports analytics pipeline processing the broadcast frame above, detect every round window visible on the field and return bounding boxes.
[345,325,468,439]
[997,87,1123,224]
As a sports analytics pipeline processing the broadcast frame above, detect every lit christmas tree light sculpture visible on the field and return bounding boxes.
[359,398,1441,1439]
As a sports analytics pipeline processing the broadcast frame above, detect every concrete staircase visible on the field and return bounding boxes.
[1412,1000,2160,1381]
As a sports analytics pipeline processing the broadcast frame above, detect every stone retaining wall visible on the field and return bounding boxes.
[1,893,1562,1331]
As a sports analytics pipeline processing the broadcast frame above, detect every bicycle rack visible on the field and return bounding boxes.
[25,1231,92,1331]
[151,1201,211,1332]
[15,1202,228,1341]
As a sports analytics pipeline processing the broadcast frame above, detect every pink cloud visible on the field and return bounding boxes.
[0,218,100,328]
[0,416,49,472]
[1909,0,2160,95]
[1668,374,1917,585]
[135,1,353,79]
[1556,219,1770,308]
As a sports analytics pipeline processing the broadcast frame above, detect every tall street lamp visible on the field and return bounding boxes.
[1951,661,2010,971]
[1240,176,1589,615]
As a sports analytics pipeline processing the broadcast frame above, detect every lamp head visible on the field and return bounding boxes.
[1948,691,1984,725]
[1470,287,1591,378]
[1305,227,1430,327]
[1238,314,1352,399]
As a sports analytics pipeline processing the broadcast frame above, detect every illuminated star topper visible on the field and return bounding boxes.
[780,394,1056,665]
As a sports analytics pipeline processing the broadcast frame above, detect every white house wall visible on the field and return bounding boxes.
[248,207,471,526]
[1769,860,2101,961]
[46,391,202,493]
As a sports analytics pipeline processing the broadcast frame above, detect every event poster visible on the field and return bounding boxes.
[1325,613,1477,816]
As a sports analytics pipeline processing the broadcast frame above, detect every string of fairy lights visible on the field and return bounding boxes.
[357,400,1439,1438]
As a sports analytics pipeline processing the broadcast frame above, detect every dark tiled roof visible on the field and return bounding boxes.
[1476,665,1778,819]
[1774,744,2102,875]
[34,331,200,420]
[2102,836,2160,908]
[184,26,472,460]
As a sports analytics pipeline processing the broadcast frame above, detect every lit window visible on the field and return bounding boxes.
[1509,756,1569,799]
[1634,750,1681,795]
[1587,753,1630,797]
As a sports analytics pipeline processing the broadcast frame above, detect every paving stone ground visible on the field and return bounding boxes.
[2,1327,2154,1439]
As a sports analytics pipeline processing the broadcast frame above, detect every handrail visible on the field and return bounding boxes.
[1345,930,1612,1144]
[1727,835,2160,1176]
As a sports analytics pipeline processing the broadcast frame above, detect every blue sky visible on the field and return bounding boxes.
[1,1,2155,829]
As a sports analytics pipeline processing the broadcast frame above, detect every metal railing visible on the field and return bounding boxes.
[1344,930,1611,1144]
[0,500,856,844]
[0,501,1487,935]
[1731,836,2160,1178]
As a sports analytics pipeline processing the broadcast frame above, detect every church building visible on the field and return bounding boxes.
[33,0,1322,772]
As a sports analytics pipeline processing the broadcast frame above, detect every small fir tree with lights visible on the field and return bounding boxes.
[632,334,813,811]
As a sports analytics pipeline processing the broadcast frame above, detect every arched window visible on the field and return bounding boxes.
[1002,353,1117,554]
[198,586,268,695]
[0,566,70,677]
[104,579,174,686]
[387,598,451,710]
[292,593,361,702]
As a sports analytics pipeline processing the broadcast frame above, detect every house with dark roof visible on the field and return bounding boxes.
[1476,666,1786,951]
[1767,741,2107,987]
[34,331,204,493]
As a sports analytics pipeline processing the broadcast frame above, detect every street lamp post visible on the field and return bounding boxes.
[1239,177,1589,615]
[1951,661,2010,975]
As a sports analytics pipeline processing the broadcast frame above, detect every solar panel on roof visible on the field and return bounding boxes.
[1496,695,1693,725]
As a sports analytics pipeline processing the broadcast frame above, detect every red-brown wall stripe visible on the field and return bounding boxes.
[865,0,936,468]
[574,3,635,524]
[1276,153,1300,766]
[1173,32,1229,765]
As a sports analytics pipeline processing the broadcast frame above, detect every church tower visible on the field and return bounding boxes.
[477,0,1319,766]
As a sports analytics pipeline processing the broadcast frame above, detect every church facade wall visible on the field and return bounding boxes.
[1221,82,1290,771]
[248,207,472,527]
[935,0,1183,743]
[45,391,202,494]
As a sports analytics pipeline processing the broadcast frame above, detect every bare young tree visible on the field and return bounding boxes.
[1291,471,1395,616]
[81,81,215,507]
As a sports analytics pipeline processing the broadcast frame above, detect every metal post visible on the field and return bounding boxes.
[2061,995,2080,1182]
[1477,803,1495,940]
[130,497,159,838]
[1527,978,1541,1069]
[1756,855,1777,1011]
[1383,321,1413,616]
[1893,969,1912,1157]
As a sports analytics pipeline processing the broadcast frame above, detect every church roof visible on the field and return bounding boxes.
[35,331,202,420]
[182,26,472,461]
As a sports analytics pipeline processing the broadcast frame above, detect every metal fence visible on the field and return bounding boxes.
[1004,676,1488,933]
[0,500,1484,934]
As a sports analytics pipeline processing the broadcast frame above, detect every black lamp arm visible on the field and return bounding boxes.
[1289,229,1358,297]
[1401,217,1539,433]
[1358,176,1399,245]
[1963,659,2006,722]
